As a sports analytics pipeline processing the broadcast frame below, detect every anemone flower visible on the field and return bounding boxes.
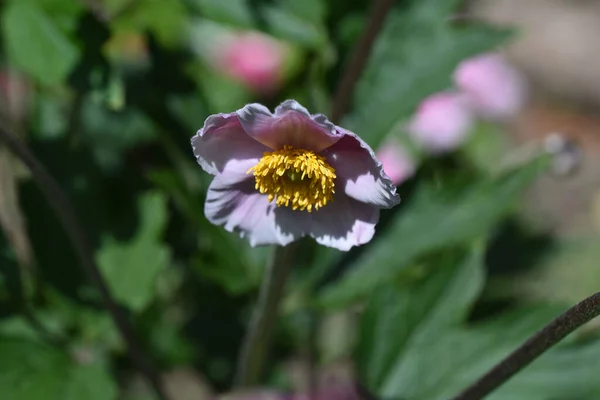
[191,100,400,251]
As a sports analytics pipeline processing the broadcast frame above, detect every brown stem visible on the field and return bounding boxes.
[330,0,396,123]
[0,121,171,400]
[450,291,600,400]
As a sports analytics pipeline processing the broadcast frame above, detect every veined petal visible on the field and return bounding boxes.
[192,112,268,176]
[205,175,309,247]
[236,100,342,152]
[324,130,400,209]
[310,194,379,251]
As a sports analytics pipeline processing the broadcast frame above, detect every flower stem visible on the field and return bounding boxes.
[450,291,600,400]
[235,243,299,388]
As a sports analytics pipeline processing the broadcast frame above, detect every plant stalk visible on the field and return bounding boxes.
[450,291,600,400]
[234,243,298,387]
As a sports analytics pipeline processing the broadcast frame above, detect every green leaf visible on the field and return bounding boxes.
[502,235,600,305]
[2,2,80,85]
[192,62,252,114]
[318,157,547,309]
[487,336,600,400]
[11,0,85,33]
[264,6,327,49]
[189,0,255,28]
[344,1,511,146]
[460,121,512,173]
[0,337,117,400]
[81,94,157,171]
[379,305,600,400]
[356,245,485,390]
[277,0,327,24]
[112,0,186,48]
[96,192,171,312]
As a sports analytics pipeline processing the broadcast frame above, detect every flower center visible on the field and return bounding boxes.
[247,145,336,212]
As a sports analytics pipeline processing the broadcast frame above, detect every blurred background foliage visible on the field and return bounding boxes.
[0,0,599,399]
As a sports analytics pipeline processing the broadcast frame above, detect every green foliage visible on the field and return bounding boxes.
[111,0,187,48]
[263,3,328,50]
[188,0,255,28]
[344,0,512,146]
[96,192,171,312]
[0,337,117,400]
[354,244,600,400]
[0,0,591,398]
[356,244,485,390]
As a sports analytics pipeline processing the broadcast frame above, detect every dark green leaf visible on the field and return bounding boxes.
[356,245,485,390]
[379,305,600,400]
[0,337,117,400]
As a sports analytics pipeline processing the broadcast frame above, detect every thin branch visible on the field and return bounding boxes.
[330,0,396,123]
[450,291,600,400]
[0,121,171,400]
[234,243,299,388]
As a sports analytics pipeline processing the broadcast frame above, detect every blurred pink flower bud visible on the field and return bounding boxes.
[0,69,31,122]
[453,52,527,120]
[216,32,286,94]
[376,140,415,186]
[407,92,473,153]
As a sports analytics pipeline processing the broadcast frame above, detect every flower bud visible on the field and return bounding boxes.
[408,92,473,153]
[453,52,527,120]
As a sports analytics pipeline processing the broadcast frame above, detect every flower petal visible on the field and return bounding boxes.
[192,112,268,176]
[236,100,342,151]
[310,194,379,251]
[205,175,310,247]
[324,130,400,209]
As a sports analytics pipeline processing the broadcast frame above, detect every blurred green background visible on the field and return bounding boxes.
[1,0,600,399]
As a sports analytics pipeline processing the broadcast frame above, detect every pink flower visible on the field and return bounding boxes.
[191,100,400,251]
[216,32,286,94]
[407,92,473,153]
[453,52,527,120]
[375,140,415,186]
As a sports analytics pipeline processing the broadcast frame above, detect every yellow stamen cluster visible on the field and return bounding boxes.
[247,145,336,212]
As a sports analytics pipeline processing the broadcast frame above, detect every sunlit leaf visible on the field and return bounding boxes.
[2,2,80,85]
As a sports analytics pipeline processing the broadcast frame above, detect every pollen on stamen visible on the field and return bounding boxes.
[246,145,336,212]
